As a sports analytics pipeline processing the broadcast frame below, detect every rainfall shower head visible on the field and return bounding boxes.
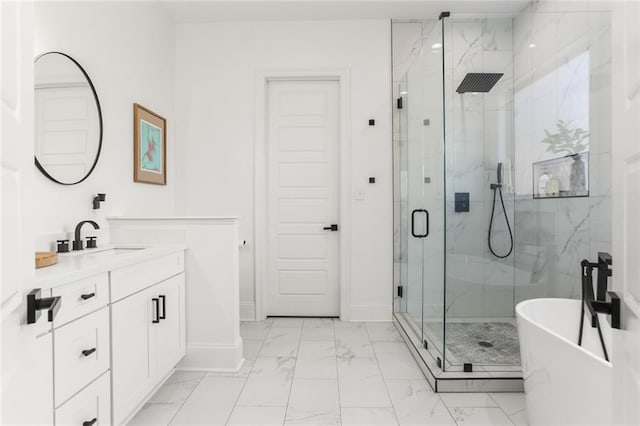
[456,73,504,94]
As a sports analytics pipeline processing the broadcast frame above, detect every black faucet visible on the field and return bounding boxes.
[596,252,613,301]
[578,252,620,362]
[73,220,100,251]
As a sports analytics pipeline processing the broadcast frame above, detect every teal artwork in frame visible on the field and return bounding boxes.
[134,103,166,185]
[140,119,162,173]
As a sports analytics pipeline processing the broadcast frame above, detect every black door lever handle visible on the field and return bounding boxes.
[323,224,339,231]
[27,289,62,324]
[82,348,97,357]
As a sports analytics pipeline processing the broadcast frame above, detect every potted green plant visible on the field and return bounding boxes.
[540,120,589,195]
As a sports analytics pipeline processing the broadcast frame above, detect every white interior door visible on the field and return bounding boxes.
[611,2,640,424]
[1,2,54,424]
[266,80,340,317]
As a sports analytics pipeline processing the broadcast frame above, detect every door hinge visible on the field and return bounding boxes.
[397,285,403,298]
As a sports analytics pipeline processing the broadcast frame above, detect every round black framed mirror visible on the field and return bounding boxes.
[34,52,103,185]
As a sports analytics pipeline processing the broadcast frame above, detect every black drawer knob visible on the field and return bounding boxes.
[80,293,96,300]
[81,348,96,357]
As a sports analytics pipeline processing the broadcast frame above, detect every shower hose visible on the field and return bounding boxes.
[488,184,514,259]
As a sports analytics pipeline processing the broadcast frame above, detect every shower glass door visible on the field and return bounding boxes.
[441,15,518,373]
[393,19,446,365]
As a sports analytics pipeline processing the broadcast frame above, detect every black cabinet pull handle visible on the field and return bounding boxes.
[83,418,97,426]
[323,224,339,231]
[80,293,96,300]
[82,348,96,357]
[152,298,160,323]
[411,209,429,238]
[159,295,166,320]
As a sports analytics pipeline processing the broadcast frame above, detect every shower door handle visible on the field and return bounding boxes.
[411,209,429,238]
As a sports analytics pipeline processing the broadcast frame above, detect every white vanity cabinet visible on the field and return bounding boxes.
[111,254,186,425]
[38,248,187,426]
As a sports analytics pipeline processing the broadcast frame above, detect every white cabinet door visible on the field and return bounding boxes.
[111,286,157,425]
[155,274,185,377]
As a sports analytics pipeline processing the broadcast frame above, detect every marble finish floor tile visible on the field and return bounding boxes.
[240,321,273,339]
[170,377,245,425]
[243,338,265,361]
[365,323,403,342]
[440,392,498,408]
[285,379,340,425]
[300,325,335,341]
[385,379,456,425]
[373,342,424,380]
[148,371,205,405]
[337,357,392,407]
[227,406,286,426]
[295,341,337,379]
[341,407,398,425]
[260,328,302,357]
[237,356,295,407]
[448,407,514,425]
[489,393,528,425]
[133,318,525,426]
[129,403,182,425]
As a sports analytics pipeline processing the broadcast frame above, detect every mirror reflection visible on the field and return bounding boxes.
[34,52,102,185]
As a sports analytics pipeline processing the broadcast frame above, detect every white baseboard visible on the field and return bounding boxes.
[177,338,243,371]
[349,303,393,322]
[240,301,256,321]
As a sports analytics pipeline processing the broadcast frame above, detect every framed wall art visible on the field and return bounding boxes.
[133,103,166,185]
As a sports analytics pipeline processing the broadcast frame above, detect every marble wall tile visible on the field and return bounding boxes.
[483,18,513,52]
[557,11,589,49]
[451,21,483,69]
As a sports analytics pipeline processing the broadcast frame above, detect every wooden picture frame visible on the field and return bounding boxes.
[133,103,167,185]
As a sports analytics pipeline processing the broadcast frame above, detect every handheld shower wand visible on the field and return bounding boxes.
[488,162,513,258]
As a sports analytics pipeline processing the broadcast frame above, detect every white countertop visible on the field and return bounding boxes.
[35,244,186,289]
[107,216,239,221]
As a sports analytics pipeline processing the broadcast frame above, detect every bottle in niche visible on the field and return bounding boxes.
[538,171,550,196]
[570,154,587,195]
[547,174,560,197]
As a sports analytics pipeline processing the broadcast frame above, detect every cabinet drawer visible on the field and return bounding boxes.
[51,273,109,328]
[55,371,111,426]
[110,251,184,302]
[54,307,110,407]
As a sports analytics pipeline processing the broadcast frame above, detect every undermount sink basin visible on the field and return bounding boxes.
[81,247,147,256]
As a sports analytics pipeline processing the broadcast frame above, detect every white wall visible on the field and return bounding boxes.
[174,20,393,321]
[33,2,176,248]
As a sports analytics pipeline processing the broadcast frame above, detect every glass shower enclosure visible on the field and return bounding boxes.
[394,16,519,389]
[393,8,612,391]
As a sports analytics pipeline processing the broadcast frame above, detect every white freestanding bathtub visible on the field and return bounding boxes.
[516,298,612,426]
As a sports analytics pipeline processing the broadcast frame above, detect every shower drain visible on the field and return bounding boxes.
[478,341,494,348]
